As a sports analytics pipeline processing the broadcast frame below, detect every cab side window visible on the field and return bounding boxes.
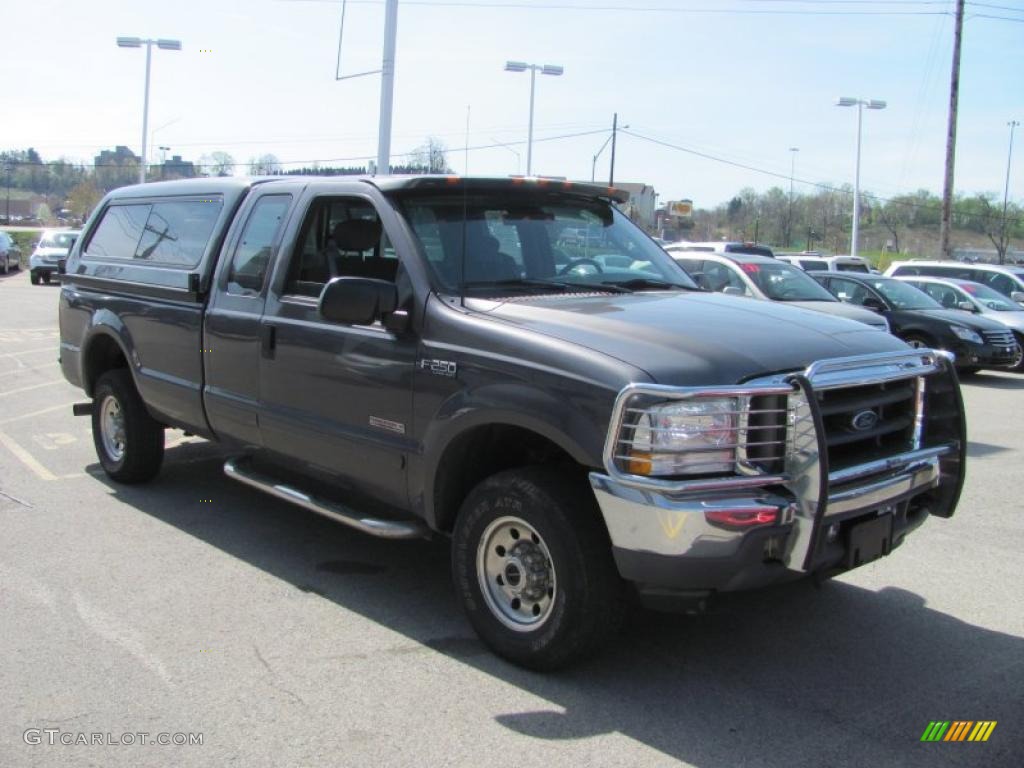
[981,272,1016,296]
[226,195,292,296]
[702,261,748,295]
[284,197,404,300]
[830,278,872,305]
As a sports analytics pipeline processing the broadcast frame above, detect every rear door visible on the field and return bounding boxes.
[257,187,418,510]
[204,189,298,446]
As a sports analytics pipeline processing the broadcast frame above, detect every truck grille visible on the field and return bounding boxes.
[816,378,918,472]
[982,328,1015,347]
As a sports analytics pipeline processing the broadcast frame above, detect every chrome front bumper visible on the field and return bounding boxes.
[591,350,966,592]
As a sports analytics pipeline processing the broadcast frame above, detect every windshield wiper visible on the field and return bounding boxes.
[601,278,698,292]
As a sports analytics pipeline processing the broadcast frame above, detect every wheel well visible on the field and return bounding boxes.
[84,335,129,397]
[432,424,587,533]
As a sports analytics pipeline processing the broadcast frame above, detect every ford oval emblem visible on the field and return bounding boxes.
[850,409,879,432]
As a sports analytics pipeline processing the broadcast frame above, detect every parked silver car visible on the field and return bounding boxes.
[0,231,21,274]
[895,275,1024,370]
[29,228,80,284]
[668,250,891,332]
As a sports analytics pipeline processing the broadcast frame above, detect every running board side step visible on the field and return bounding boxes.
[223,457,429,540]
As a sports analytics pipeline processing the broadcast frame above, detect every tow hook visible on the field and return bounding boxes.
[72,402,92,416]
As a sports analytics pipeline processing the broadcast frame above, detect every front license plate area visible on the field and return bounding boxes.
[846,513,893,568]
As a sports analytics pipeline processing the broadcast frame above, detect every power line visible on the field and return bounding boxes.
[619,128,1024,224]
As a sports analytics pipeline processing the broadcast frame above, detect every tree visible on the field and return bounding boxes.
[249,153,282,175]
[409,137,452,174]
[199,151,235,177]
[68,181,103,219]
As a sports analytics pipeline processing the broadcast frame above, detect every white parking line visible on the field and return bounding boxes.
[0,402,78,426]
[0,362,60,379]
[0,429,58,481]
[3,380,64,396]
[0,346,58,359]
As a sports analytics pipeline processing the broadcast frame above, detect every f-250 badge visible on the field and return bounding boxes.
[419,359,457,378]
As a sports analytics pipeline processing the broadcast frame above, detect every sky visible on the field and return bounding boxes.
[1,0,1021,208]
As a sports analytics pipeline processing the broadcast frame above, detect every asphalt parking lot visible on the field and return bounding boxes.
[0,267,1021,768]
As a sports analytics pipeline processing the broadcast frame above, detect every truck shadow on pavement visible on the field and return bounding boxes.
[94,443,1024,768]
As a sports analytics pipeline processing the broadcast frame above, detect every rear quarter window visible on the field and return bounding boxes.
[84,197,223,268]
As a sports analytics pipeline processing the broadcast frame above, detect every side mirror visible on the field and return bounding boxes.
[318,277,398,326]
[957,301,976,313]
[1011,291,1024,304]
[862,296,886,312]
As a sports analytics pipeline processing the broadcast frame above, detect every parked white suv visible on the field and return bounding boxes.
[778,254,873,273]
[885,260,1024,307]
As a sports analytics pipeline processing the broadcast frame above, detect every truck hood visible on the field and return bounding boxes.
[470,291,911,387]
[784,299,889,330]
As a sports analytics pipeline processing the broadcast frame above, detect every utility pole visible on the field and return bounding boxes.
[376,0,399,175]
[609,112,618,187]
[788,147,799,247]
[939,0,965,260]
[1001,120,1019,264]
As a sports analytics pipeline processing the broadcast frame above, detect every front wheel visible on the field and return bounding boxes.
[451,467,625,670]
[30,271,40,285]
[902,334,933,350]
[91,369,165,483]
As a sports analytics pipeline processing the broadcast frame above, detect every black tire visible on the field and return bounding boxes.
[958,366,980,377]
[451,467,626,671]
[30,271,40,285]
[42,272,51,284]
[1,257,7,274]
[91,369,165,483]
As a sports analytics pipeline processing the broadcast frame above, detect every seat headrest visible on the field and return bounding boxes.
[332,218,382,252]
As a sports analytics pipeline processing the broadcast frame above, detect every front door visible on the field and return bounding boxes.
[204,191,296,446]
[258,192,417,511]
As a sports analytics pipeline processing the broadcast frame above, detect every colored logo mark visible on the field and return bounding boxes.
[920,721,997,742]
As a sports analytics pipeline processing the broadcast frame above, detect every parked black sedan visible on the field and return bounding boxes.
[809,272,1020,372]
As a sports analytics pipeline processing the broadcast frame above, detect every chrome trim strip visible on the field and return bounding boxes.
[912,376,926,451]
[829,445,953,486]
[826,457,941,517]
[803,349,942,390]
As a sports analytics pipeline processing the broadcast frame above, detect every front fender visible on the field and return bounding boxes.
[414,380,614,529]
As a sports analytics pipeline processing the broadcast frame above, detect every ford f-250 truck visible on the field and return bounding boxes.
[59,176,966,670]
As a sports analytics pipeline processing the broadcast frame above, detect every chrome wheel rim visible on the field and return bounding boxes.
[100,395,126,462]
[476,516,556,632]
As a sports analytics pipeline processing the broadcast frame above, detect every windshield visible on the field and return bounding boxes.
[959,282,1021,311]
[397,192,697,295]
[870,278,942,310]
[741,261,837,301]
[39,232,78,249]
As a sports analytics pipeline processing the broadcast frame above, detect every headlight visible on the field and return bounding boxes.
[626,397,738,476]
[950,325,983,344]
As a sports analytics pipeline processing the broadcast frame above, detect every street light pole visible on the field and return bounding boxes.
[376,0,399,175]
[1001,120,1019,263]
[591,115,629,183]
[788,146,799,247]
[117,36,182,184]
[4,162,11,225]
[504,60,564,176]
[836,96,886,258]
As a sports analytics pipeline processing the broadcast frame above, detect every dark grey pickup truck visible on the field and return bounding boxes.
[59,176,966,669]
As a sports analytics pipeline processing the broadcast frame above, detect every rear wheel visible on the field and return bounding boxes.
[42,272,51,284]
[91,369,165,483]
[451,467,625,670]
[30,271,40,285]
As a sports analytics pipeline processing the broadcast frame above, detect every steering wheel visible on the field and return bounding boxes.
[558,258,604,276]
